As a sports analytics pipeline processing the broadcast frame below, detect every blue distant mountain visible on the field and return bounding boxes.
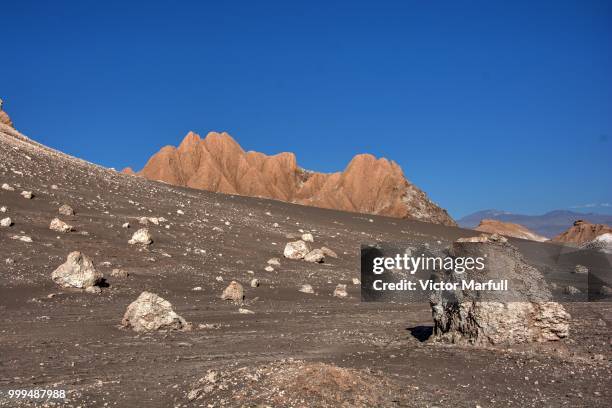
[458,209,612,238]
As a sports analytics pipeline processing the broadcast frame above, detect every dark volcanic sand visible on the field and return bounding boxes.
[0,124,610,407]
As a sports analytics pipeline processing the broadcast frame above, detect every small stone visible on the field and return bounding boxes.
[122,222,130,229]
[129,228,152,245]
[250,278,260,288]
[20,191,33,199]
[0,206,7,212]
[5,258,14,265]
[49,218,73,233]
[352,278,361,285]
[192,286,203,291]
[58,204,75,216]
[304,249,325,263]
[264,265,274,272]
[573,265,589,274]
[221,281,244,303]
[333,284,348,298]
[301,233,314,242]
[0,217,12,227]
[111,268,129,278]
[267,257,281,266]
[1,183,15,191]
[11,235,32,242]
[299,284,315,294]
[320,247,338,258]
[564,285,581,295]
[85,286,101,294]
[238,308,255,314]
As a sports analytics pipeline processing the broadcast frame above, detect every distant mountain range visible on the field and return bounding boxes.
[458,210,612,238]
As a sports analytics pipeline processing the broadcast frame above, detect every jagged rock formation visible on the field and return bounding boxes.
[475,219,548,242]
[552,220,612,244]
[430,235,570,345]
[123,131,455,226]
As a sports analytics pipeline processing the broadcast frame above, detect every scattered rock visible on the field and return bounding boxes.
[0,217,12,227]
[58,204,75,216]
[6,258,15,265]
[221,281,244,303]
[238,308,255,314]
[333,284,348,298]
[0,206,7,212]
[264,265,274,272]
[304,249,325,263]
[250,278,260,288]
[51,251,103,289]
[85,286,101,294]
[267,257,281,266]
[1,183,14,191]
[301,233,314,242]
[320,247,338,258]
[121,291,191,332]
[299,284,314,294]
[352,278,361,285]
[192,286,202,291]
[564,285,581,295]
[573,264,589,274]
[122,222,130,228]
[49,218,73,233]
[129,228,153,245]
[283,240,310,260]
[20,190,33,199]
[11,235,32,242]
[111,268,129,278]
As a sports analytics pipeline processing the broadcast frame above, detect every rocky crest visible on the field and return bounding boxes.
[552,220,612,244]
[475,219,548,242]
[124,131,456,225]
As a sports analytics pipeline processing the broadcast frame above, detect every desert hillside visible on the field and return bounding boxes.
[475,219,548,242]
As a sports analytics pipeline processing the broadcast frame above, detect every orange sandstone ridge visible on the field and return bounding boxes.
[475,219,548,242]
[552,220,612,244]
[122,131,456,226]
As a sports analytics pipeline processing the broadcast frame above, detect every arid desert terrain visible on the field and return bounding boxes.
[0,121,611,407]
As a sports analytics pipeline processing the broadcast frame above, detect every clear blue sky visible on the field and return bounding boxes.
[1,0,610,218]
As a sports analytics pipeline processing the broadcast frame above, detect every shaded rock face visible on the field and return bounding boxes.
[51,251,103,289]
[125,131,455,226]
[430,236,570,345]
[552,220,612,244]
[475,219,548,242]
[122,291,190,332]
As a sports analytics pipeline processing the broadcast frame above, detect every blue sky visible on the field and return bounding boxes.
[1,0,610,218]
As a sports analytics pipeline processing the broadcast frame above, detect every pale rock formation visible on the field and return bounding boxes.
[49,218,73,233]
[129,228,153,245]
[553,220,612,244]
[304,249,325,263]
[333,284,348,298]
[430,236,570,345]
[283,240,310,260]
[58,204,75,216]
[301,233,314,242]
[299,284,315,294]
[0,217,12,227]
[221,281,244,303]
[51,251,103,289]
[122,291,191,332]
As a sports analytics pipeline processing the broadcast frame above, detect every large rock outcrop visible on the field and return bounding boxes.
[475,219,548,242]
[430,234,570,345]
[552,220,612,244]
[123,131,455,226]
